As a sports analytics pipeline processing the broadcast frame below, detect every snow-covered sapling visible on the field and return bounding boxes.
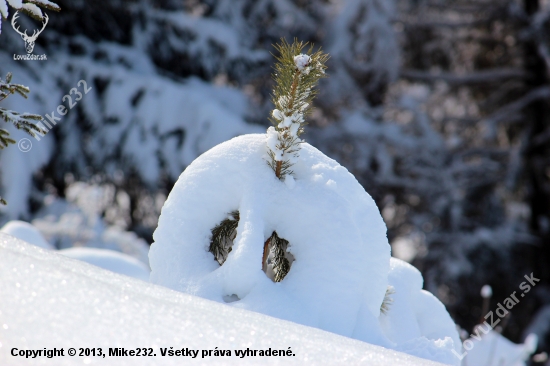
[208,39,327,282]
[266,38,328,182]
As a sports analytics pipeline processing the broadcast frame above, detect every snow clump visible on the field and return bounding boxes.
[149,133,461,364]
[150,134,391,342]
[293,54,310,71]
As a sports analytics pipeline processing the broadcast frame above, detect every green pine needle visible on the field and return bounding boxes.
[380,286,396,315]
[266,38,329,180]
[209,211,240,265]
[0,73,48,150]
[264,231,292,282]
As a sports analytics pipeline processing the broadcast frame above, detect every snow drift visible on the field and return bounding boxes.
[0,234,445,365]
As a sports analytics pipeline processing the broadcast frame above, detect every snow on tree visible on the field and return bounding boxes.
[266,39,328,182]
[150,133,389,338]
[0,0,59,32]
[0,72,45,147]
[149,41,460,364]
[0,72,47,205]
[382,258,461,364]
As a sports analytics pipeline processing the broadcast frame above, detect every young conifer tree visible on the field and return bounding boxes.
[266,38,328,182]
[209,39,328,282]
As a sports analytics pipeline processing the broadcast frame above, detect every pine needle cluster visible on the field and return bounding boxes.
[262,231,292,282]
[266,38,329,180]
[209,210,239,265]
[380,285,395,315]
[0,72,46,149]
[209,211,293,282]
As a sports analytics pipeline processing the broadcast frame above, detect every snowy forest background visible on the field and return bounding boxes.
[0,0,549,361]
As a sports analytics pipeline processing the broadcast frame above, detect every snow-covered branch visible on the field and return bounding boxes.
[0,0,60,32]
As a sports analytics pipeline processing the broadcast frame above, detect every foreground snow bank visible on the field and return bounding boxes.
[0,235,444,365]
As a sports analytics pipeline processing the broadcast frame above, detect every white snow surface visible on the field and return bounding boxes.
[0,234,446,366]
[59,247,150,282]
[0,218,150,281]
[481,284,493,298]
[462,330,537,366]
[382,258,461,365]
[0,220,53,250]
[150,134,391,343]
[293,54,310,71]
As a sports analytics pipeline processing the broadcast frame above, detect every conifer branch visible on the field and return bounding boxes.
[0,0,60,33]
[380,286,395,315]
[0,73,47,150]
[263,231,292,282]
[209,210,239,265]
[266,38,329,181]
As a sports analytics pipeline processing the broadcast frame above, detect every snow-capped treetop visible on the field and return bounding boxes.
[266,39,328,180]
[293,54,311,71]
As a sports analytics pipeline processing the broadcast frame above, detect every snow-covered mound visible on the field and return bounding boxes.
[462,330,537,366]
[0,220,53,250]
[150,134,391,343]
[383,258,461,364]
[0,235,445,366]
[59,247,150,281]
[0,219,149,281]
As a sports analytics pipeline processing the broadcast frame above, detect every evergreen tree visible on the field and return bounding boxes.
[208,39,328,282]
[266,39,328,181]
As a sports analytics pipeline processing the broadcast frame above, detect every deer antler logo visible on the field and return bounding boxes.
[11,11,49,54]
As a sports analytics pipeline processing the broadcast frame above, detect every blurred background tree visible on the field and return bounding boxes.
[0,0,549,361]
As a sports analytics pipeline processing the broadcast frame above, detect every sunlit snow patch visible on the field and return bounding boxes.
[0,234,446,366]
